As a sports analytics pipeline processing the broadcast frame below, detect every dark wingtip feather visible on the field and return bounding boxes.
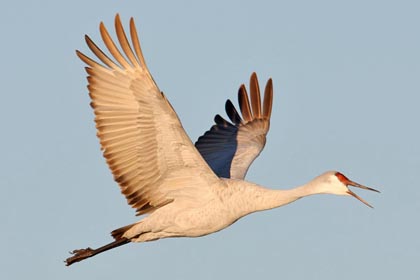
[214,114,230,127]
[250,73,262,118]
[263,78,273,119]
[238,84,253,122]
[225,99,242,125]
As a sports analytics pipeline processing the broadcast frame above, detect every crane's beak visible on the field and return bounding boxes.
[346,180,380,208]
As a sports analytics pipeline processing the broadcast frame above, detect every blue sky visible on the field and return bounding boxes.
[1,1,419,279]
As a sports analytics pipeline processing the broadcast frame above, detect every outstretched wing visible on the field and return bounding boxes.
[77,14,218,216]
[195,73,273,179]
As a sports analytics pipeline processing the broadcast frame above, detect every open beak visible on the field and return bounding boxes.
[346,180,380,208]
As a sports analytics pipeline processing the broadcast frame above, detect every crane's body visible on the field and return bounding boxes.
[120,179,304,241]
[65,15,379,266]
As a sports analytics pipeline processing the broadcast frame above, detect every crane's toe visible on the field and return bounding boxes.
[65,247,94,266]
[70,247,93,254]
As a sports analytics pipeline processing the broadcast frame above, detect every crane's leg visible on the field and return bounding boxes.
[65,238,129,266]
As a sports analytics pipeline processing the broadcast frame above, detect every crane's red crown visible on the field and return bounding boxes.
[335,172,350,185]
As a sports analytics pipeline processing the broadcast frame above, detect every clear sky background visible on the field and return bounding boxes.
[1,0,419,279]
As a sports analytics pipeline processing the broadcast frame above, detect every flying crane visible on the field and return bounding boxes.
[66,14,379,266]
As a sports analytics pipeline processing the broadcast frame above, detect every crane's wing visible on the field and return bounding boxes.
[77,14,219,216]
[195,73,273,179]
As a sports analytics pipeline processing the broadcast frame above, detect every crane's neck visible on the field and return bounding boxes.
[223,179,323,217]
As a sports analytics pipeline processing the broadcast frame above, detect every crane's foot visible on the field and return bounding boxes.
[65,247,94,266]
[65,238,130,266]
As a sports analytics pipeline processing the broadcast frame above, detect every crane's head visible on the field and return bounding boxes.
[313,171,380,208]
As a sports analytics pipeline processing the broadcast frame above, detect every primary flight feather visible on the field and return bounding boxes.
[66,14,379,266]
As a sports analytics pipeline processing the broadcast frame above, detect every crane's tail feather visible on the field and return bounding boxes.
[111,222,138,240]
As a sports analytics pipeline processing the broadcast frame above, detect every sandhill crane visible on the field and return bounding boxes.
[65,14,379,266]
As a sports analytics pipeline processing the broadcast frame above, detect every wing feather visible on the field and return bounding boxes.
[195,72,273,179]
[114,14,140,68]
[225,100,242,125]
[263,78,273,119]
[84,35,119,69]
[250,72,262,118]
[99,22,132,69]
[78,15,218,216]
[238,85,253,122]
